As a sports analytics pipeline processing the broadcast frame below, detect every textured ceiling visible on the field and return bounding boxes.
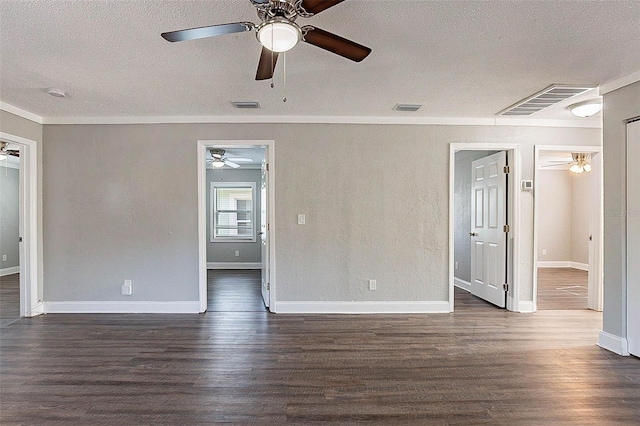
[1,0,639,121]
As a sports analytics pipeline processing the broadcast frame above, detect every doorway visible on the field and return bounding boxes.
[197,140,275,313]
[0,132,40,320]
[533,145,603,312]
[449,144,521,312]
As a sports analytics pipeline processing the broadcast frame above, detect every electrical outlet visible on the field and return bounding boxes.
[542,249,547,256]
[368,279,376,291]
[235,250,240,257]
[1,254,6,262]
[121,280,132,296]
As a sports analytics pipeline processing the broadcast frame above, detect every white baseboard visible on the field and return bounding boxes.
[0,266,19,277]
[207,262,262,270]
[44,301,201,314]
[537,261,589,271]
[454,277,471,292]
[274,301,450,314]
[518,301,535,313]
[598,331,630,356]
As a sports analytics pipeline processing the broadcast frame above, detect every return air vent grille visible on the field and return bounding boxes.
[497,85,596,116]
[232,101,261,109]
[394,103,422,112]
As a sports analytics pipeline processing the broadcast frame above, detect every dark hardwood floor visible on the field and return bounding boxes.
[537,267,588,310]
[0,273,20,327]
[1,270,638,424]
[207,269,266,312]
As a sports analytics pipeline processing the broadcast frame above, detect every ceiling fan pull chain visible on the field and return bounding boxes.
[283,51,287,102]
[270,23,275,89]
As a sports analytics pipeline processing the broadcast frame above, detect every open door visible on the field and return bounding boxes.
[260,159,270,308]
[627,120,640,357]
[470,151,508,308]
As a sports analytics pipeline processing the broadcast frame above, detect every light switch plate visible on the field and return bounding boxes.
[297,214,306,225]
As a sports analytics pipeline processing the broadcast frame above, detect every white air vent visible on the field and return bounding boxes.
[394,103,422,112]
[497,85,596,116]
[232,101,261,109]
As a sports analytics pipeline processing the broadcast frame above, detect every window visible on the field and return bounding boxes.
[210,182,256,242]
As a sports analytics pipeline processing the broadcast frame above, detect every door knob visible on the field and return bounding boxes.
[469,232,478,237]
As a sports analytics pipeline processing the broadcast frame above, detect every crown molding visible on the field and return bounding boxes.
[1,101,601,128]
[40,114,601,128]
[599,70,640,95]
[0,102,43,124]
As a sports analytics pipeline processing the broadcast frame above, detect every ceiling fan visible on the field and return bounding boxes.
[161,0,372,81]
[541,153,592,173]
[207,149,252,169]
[0,142,19,160]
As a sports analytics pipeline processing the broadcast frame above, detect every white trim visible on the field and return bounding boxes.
[533,145,603,313]
[0,266,20,276]
[207,262,262,270]
[537,261,571,268]
[454,277,471,292]
[44,301,201,314]
[0,102,43,124]
[39,114,601,128]
[598,331,630,356]
[449,143,521,312]
[274,301,450,314]
[28,301,44,317]
[518,301,535,313]
[0,132,40,318]
[198,140,276,313]
[599,70,640,95]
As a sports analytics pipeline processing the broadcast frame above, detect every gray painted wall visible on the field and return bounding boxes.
[41,123,600,304]
[0,167,20,269]
[537,170,572,262]
[454,150,497,283]
[602,80,640,338]
[570,172,591,265]
[207,168,262,263]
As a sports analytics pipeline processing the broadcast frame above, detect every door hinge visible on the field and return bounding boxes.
[503,283,509,291]
[267,223,270,231]
[18,236,23,242]
[503,224,510,233]
[266,163,269,172]
[503,165,510,174]
[266,282,270,290]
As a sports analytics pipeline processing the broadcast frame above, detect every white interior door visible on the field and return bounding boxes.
[260,160,270,308]
[470,151,507,308]
[627,120,640,356]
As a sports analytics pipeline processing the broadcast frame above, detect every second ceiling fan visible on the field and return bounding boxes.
[161,0,371,81]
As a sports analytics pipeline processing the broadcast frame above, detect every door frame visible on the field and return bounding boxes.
[0,131,41,317]
[449,143,522,312]
[197,139,276,312]
[533,145,603,312]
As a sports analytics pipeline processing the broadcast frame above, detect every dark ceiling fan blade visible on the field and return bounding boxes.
[299,0,346,15]
[301,26,371,62]
[256,47,279,80]
[161,22,255,43]
[249,0,270,4]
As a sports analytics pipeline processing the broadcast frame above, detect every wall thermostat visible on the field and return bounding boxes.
[521,180,534,191]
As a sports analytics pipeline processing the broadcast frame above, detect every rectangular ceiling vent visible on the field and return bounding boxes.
[394,103,422,112]
[497,85,596,116]
[232,101,261,109]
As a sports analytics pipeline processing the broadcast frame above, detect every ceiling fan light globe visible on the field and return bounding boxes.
[212,160,225,168]
[583,163,592,172]
[257,21,301,52]
[570,164,583,173]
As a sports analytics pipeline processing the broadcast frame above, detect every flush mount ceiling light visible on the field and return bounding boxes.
[257,19,301,53]
[47,88,66,98]
[567,98,603,118]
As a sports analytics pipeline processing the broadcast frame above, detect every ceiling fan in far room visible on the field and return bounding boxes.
[0,142,20,160]
[207,149,252,169]
[161,0,372,81]
[541,153,592,174]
